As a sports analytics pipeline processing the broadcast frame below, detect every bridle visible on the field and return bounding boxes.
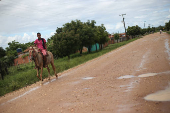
[29,47,39,62]
[29,46,43,67]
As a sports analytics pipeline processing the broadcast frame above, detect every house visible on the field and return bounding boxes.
[14,48,31,66]
[119,33,126,42]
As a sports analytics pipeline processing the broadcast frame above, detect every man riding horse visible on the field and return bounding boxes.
[34,32,47,67]
[30,32,58,82]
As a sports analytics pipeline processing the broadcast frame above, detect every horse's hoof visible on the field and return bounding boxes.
[56,74,58,78]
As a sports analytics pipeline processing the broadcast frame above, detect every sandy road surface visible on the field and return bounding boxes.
[0,32,170,113]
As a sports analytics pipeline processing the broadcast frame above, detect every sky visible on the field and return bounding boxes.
[0,0,170,49]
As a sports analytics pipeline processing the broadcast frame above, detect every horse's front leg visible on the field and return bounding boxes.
[40,67,43,81]
[36,68,41,80]
[40,67,43,85]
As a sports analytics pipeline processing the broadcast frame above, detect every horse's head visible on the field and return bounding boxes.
[29,46,38,61]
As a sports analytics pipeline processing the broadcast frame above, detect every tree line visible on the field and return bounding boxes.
[165,20,170,31]
[47,20,109,59]
[126,25,156,39]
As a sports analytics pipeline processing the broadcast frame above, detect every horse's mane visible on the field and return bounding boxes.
[29,46,38,52]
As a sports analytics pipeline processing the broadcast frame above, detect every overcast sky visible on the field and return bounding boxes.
[0,0,170,49]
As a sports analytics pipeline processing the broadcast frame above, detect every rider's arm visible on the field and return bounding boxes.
[44,42,47,50]
[34,39,37,47]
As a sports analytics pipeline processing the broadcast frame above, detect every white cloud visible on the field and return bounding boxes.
[134,15,146,19]
[167,15,170,18]
[0,32,54,49]
[116,22,123,30]
[50,32,55,36]
[164,19,169,23]
[105,24,114,30]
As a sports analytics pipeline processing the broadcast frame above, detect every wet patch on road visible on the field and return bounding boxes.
[82,77,95,80]
[138,73,157,78]
[117,75,135,79]
[144,83,170,101]
[165,39,170,62]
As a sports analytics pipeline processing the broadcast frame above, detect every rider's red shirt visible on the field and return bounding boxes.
[34,39,46,50]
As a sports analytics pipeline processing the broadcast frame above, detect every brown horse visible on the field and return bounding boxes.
[29,46,58,83]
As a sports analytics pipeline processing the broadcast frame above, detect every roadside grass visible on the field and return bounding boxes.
[166,31,170,34]
[0,37,141,96]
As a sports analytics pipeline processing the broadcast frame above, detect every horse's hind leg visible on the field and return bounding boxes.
[36,68,41,80]
[51,62,58,78]
[46,66,51,80]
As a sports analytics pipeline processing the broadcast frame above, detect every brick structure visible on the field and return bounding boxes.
[14,53,31,66]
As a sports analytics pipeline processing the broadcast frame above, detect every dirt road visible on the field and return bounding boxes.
[0,32,170,113]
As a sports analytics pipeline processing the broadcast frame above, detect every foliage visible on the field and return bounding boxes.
[140,28,147,35]
[165,20,170,31]
[21,54,29,59]
[127,25,141,38]
[0,47,6,58]
[166,31,170,34]
[114,33,119,43]
[53,30,79,59]
[97,24,109,50]
[5,40,34,57]
[52,20,109,58]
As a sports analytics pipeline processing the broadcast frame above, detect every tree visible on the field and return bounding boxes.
[97,24,109,50]
[53,31,79,59]
[85,20,97,53]
[52,20,109,58]
[127,25,141,38]
[53,22,80,59]
[165,20,170,31]
[0,47,6,58]
[114,33,119,43]
[140,28,147,35]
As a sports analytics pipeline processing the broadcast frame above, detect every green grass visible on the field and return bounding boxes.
[0,37,140,96]
[166,31,170,34]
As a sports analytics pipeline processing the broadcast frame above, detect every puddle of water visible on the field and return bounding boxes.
[118,103,140,112]
[84,88,90,89]
[138,73,157,78]
[125,81,136,92]
[165,39,170,62]
[82,77,95,80]
[144,86,170,101]
[71,81,81,85]
[117,75,135,79]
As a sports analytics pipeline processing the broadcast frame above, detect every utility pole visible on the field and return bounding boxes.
[144,21,146,28]
[119,14,127,40]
